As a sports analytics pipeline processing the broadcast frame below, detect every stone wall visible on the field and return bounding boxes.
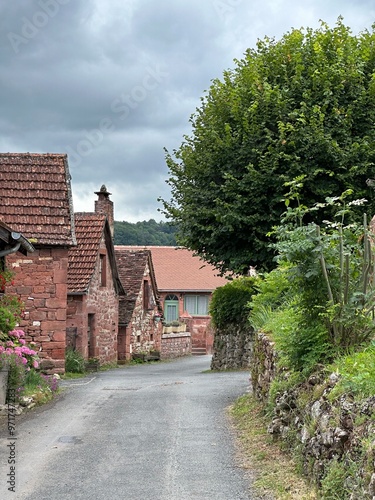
[127,262,162,358]
[210,324,254,370]
[160,332,191,359]
[67,235,120,366]
[6,248,69,374]
[251,332,375,497]
[250,332,278,402]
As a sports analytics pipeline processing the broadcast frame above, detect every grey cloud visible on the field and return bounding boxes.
[0,0,373,221]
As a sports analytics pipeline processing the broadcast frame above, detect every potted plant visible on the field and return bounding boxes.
[163,322,173,334]
[170,321,180,333]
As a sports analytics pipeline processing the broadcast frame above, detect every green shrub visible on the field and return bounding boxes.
[209,276,257,329]
[272,191,375,351]
[320,458,363,499]
[249,265,291,331]
[24,368,44,389]
[65,348,86,373]
[328,343,375,399]
[270,302,333,374]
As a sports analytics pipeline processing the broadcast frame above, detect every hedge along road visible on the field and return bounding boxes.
[0,356,257,500]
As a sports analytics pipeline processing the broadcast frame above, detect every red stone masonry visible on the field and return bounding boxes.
[67,213,125,364]
[0,153,76,373]
[114,247,162,358]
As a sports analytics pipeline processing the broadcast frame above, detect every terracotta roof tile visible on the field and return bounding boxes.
[68,213,106,293]
[118,246,228,291]
[114,248,150,300]
[114,247,162,325]
[0,153,75,246]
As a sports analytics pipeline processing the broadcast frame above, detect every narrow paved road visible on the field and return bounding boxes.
[1,356,256,499]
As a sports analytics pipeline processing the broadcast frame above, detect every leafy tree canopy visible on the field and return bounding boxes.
[114,219,177,246]
[160,19,375,274]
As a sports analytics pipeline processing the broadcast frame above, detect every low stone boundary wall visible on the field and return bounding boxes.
[251,332,375,497]
[250,332,277,401]
[161,332,192,359]
[210,324,253,370]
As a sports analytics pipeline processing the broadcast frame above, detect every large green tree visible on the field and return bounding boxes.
[160,19,375,274]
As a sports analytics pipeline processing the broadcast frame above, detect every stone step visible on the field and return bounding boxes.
[192,347,207,355]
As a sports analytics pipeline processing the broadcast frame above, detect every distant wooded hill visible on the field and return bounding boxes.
[114,219,177,246]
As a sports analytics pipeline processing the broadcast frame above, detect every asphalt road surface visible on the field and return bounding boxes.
[0,355,258,500]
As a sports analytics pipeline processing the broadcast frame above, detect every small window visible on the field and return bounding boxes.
[99,253,107,287]
[184,295,209,316]
[143,280,150,310]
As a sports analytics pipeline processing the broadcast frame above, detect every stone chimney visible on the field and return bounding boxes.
[95,185,114,239]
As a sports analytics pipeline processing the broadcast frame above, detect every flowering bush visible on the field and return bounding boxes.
[0,329,39,370]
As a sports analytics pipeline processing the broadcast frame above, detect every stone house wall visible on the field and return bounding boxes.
[67,235,119,365]
[6,247,69,374]
[210,324,254,370]
[127,262,162,357]
[161,332,192,359]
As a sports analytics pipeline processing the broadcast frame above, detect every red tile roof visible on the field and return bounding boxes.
[115,248,151,300]
[0,153,75,246]
[114,247,161,325]
[68,213,125,296]
[68,213,106,293]
[118,246,228,291]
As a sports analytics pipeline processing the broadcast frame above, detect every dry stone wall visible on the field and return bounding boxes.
[251,332,375,498]
[210,324,254,370]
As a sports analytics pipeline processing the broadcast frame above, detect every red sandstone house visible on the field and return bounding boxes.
[114,247,162,361]
[66,186,125,365]
[120,246,228,355]
[0,153,76,373]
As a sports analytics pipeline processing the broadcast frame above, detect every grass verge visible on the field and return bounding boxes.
[229,393,317,500]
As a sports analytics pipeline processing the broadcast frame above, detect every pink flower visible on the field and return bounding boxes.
[1,328,39,370]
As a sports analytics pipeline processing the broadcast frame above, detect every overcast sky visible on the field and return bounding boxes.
[0,1,374,222]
